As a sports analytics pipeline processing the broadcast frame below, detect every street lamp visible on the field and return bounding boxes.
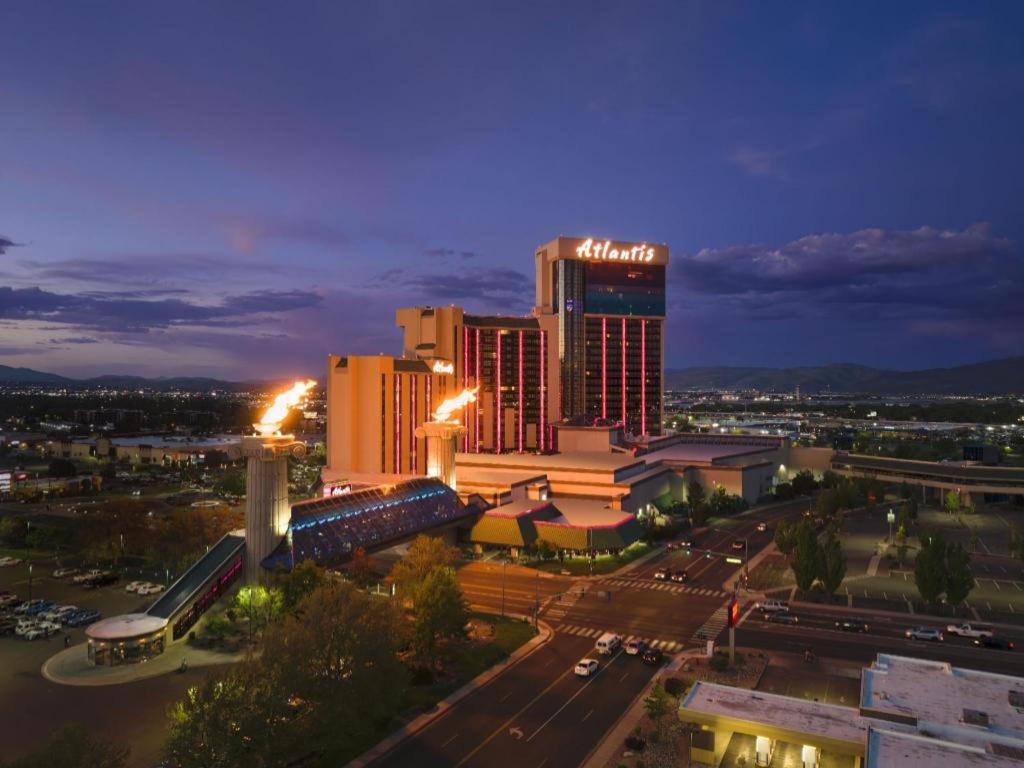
[887,508,896,544]
[500,559,507,618]
[28,563,33,604]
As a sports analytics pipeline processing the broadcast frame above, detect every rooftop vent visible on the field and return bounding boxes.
[964,709,990,727]
[1009,691,1024,709]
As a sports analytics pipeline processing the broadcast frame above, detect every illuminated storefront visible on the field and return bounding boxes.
[86,614,168,666]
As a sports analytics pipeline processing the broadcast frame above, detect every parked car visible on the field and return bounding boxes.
[653,569,669,581]
[84,572,118,588]
[15,599,50,615]
[0,618,16,635]
[974,636,1015,651]
[22,623,57,641]
[73,570,102,584]
[52,567,79,578]
[0,594,19,608]
[574,658,600,677]
[138,583,165,595]
[767,611,799,625]
[65,609,101,627]
[125,581,146,593]
[0,556,23,567]
[905,627,943,642]
[40,606,77,622]
[625,639,648,656]
[947,623,994,639]
[641,647,664,666]
[670,570,689,583]
[835,620,870,633]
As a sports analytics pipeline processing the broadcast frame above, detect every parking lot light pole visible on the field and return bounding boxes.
[887,508,896,544]
[28,563,33,604]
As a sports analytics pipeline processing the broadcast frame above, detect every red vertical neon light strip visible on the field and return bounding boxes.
[517,330,524,452]
[539,329,545,452]
[601,316,607,420]
[496,330,502,453]
[411,375,417,472]
[394,374,401,473]
[640,319,647,436]
[462,324,469,452]
[621,318,627,429]
[475,328,481,452]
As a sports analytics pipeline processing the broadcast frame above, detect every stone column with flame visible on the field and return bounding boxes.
[415,387,477,492]
[242,380,314,584]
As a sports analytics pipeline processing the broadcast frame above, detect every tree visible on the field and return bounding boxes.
[1,724,129,768]
[643,682,671,736]
[905,497,918,522]
[235,585,283,641]
[818,534,846,598]
[791,470,819,496]
[348,546,374,587]
[391,535,460,600]
[411,566,469,668]
[773,482,796,502]
[0,516,28,546]
[914,534,947,605]
[816,489,841,519]
[47,458,77,478]
[686,480,706,510]
[790,521,820,592]
[774,521,797,559]
[944,541,974,607]
[944,490,961,515]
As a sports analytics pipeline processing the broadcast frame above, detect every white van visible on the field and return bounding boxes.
[756,599,789,614]
[595,632,622,655]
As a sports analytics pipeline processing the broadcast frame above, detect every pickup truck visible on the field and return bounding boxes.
[946,622,994,639]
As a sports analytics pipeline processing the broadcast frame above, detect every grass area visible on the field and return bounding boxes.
[525,542,652,576]
[747,560,794,591]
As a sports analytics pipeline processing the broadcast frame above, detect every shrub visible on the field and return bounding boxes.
[408,665,434,686]
[664,677,688,697]
[708,653,729,672]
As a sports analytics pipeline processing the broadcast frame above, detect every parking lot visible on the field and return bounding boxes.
[0,558,193,766]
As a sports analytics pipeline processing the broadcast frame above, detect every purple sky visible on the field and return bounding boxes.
[2,2,1023,379]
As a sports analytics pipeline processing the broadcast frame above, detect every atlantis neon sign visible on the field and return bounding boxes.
[575,238,655,263]
[431,361,454,375]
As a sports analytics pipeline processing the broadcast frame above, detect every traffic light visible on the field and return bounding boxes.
[727,597,739,629]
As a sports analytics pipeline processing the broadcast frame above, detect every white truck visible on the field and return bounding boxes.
[946,622,994,639]
[595,632,622,655]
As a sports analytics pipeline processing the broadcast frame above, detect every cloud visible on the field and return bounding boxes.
[49,336,99,344]
[0,236,23,255]
[425,247,480,260]
[0,285,323,333]
[20,253,284,288]
[371,266,532,312]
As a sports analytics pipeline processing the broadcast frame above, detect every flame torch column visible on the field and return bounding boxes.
[241,435,306,584]
[415,422,465,491]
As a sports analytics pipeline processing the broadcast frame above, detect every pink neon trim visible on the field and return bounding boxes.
[641,319,646,436]
[601,317,607,420]
[496,330,502,453]
[621,318,627,427]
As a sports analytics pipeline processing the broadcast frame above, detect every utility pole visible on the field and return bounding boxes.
[534,570,539,628]
[500,560,506,618]
[727,594,739,667]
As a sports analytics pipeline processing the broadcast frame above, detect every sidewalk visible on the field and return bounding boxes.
[348,615,553,768]
[42,640,245,687]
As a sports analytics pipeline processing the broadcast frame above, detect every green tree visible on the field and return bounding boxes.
[280,558,327,609]
[1,724,128,768]
[791,470,819,496]
[411,566,469,667]
[914,534,947,605]
[235,585,283,639]
[391,535,460,600]
[774,521,797,558]
[816,489,840,519]
[905,497,919,522]
[944,541,974,607]
[790,521,821,592]
[643,682,671,735]
[944,490,961,515]
[686,480,706,510]
[818,534,846,598]
[348,546,374,587]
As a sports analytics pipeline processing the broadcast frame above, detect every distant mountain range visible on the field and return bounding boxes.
[0,365,268,392]
[667,357,1024,395]
[2,356,1023,395]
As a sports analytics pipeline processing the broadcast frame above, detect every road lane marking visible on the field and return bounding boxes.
[619,672,629,682]
[581,708,594,723]
[499,691,513,702]
[994,581,1002,591]
[526,650,626,743]
[441,733,460,748]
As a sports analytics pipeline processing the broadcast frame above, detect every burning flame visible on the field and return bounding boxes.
[254,380,316,436]
[433,387,478,424]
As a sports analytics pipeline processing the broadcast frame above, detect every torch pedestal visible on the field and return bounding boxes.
[414,421,466,491]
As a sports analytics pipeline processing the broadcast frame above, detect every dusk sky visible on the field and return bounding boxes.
[2,2,1023,380]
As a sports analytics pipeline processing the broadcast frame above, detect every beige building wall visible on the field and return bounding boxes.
[326,354,455,477]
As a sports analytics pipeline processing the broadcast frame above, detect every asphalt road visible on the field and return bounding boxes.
[735,604,1024,675]
[372,633,656,768]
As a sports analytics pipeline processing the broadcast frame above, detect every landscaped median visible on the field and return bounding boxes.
[524,541,653,576]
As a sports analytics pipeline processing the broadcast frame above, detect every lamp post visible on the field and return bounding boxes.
[534,570,539,628]
[887,508,896,544]
[500,560,507,618]
[28,563,33,604]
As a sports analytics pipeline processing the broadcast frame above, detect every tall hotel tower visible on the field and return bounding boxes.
[534,237,668,437]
